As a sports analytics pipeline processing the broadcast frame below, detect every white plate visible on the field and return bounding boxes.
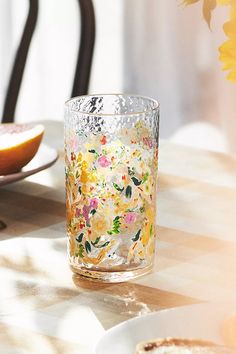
[96,303,236,354]
[0,143,58,186]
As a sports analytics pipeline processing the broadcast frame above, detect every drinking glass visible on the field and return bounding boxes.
[65,94,159,282]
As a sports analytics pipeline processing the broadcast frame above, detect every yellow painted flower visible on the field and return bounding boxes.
[148,239,155,258]
[83,151,96,165]
[141,207,155,246]
[81,184,89,194]
[141,226,150,246]
[89,171,98,183]
[77,152,83,162]
[81,160,88,170]
[90,213,113,241]
[146,206,155,222]
[80,170,88,183]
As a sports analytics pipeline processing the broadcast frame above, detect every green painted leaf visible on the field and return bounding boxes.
[75,170,79,178]
[90,209,96,215]
[113,229,120,234]
[97,241,110,248]
[107,216,121,235]
[88,149,96,153]
[78,244,84,258]
[142,172,149,183]
[150,224,153,235]
[76,233,84,243]
[85,241,91,253]
[78,186,82,194]
[125,185,132,198]
[113,183,124,192]
[131,176,142,186]
[91,236,110,248]
[132,229,141,242]
[140,206,145,213]
[91,237,100,246]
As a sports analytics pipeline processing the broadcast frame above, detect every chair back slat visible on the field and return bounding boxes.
[72,0,95,97]
[2,0,38,123]
[1,0,95,123]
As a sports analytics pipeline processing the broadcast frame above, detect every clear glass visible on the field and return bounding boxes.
[64,94,159,282]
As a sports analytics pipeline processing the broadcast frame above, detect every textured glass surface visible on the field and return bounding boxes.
[65,94,159,282]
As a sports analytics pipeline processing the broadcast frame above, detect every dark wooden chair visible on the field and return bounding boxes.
[1,0,95,123]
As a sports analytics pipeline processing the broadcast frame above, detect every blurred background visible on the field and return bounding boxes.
[0,0,236,152]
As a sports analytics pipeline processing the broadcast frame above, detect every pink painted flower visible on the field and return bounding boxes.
[98,155,111,167]
[124,212,136,224]
[69,136,79,151]
[82,205,90,223]
[90,198,99,209]
[143,137,153,148]
[75,208,81,217]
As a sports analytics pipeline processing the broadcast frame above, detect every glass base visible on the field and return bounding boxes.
[70,262,154,283]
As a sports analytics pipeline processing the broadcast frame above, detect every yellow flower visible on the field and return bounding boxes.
[146,207,155,222]
[83,152,96,165]
[80,170,88,183]
[90,213,113,241]
[148,239,155,258]
[81,184,89,194]
[141,207,155,246]
[184,0,236,82]
[77,152,83,162]
[141,224,150,246]
[81,160,88,170]
[219,39,236,82]
[219,3,236,82]
[89,171,98,183]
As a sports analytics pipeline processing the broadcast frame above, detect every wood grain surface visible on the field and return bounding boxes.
[1,122,236,353]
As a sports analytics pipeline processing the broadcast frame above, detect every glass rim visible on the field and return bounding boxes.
[65,93,160,117]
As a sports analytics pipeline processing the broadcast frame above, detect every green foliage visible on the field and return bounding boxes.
[131,176,142,186]
[107,216,121,235]
[125,185,132,198]
[76,233,84,242]
[132,229,141,242]
[113,183,124,192]
[142,172,149,183]
[78,244,84,258]
[85,241,91,253]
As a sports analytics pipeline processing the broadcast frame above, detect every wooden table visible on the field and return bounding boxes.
[1,121,236,354]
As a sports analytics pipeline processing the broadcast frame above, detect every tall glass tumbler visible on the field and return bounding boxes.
[65,94,159,282]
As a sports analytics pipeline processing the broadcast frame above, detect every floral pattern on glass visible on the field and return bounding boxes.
[65,121,158,268]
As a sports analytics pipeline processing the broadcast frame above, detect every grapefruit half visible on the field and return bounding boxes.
[0,123,44,175]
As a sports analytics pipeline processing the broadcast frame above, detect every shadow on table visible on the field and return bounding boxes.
[0,181,65,240]
[72,273,199,329]
[0,220,7,231]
